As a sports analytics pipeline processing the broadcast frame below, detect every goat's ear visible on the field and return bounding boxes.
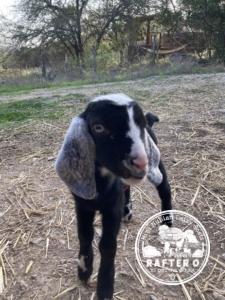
[55,116,96,199]
[145,112,159,128]
[144,129,163,186]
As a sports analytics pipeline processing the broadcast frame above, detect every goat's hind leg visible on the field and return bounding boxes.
[156,160,173,227]
[75,203,95,283]
[145,112,172,226]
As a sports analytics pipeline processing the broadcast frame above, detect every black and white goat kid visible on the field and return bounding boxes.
[55,94,172,300]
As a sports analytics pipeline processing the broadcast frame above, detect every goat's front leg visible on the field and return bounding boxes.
[75,203,95,283]
[123,186,132,222]
[97,210,121,300]
[156,160,172,226]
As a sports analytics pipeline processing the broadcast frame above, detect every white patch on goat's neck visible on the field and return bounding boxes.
[99,166,116,189]
[92,93,133,106]
[100,167,111,177]
[127,107,147,160]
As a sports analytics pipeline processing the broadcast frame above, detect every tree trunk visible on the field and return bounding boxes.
[73,47,84,78]
[92,40,102,75]
[146,19,151,46]
[119,49,124,66]
[64,53,69,73]
[41,48,47,79]
[92,47,98,75]
[152,35,156,64]
[127,18,138,63]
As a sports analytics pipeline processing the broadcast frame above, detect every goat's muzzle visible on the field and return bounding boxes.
[122,157,148,182]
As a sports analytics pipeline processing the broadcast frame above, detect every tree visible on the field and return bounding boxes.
[13,0,89,68]
[86,0,128,73]
[13,0,157,73]
[179,0,225,62]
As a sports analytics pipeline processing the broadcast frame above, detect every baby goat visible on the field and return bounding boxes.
[55,94,172,300]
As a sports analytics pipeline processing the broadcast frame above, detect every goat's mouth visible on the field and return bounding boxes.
[120,162,147,185]
[121,174,147,186]
[129,170,146,180]
[133,174,146,180]
[123,161,147,177]
[99,161,148,185]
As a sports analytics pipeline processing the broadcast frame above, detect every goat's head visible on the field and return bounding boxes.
[55,94,163,199]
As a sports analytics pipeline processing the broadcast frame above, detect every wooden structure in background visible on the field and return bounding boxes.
[127,15,206,61]
[138,31,206,54]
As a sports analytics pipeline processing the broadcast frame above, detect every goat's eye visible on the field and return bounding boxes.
[92,124,105,134]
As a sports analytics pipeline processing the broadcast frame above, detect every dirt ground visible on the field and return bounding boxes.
[0,73,225,300]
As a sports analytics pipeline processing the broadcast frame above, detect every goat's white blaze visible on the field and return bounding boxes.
[92,93,133,106]
[127,106,148,165]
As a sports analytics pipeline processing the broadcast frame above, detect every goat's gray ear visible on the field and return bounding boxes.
[55,117,96,199]
[144,129,163,186]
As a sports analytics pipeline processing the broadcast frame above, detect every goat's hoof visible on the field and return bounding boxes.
[78,268,92,282]
[161,219,173,227]
[122,212,132,223]
[161,211,173,227]
[78,266,92,283]
[77,254,93,283]
[97,287,113,300]
[97,295,112,300]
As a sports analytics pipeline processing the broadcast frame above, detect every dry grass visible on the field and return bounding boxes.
[0,73,225,299]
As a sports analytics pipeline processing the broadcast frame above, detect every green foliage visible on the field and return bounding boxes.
[157,8,183,33]
[179,0,225,62]
[1,0,225,80]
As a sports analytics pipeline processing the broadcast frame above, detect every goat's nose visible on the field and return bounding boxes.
[132,156,148,171]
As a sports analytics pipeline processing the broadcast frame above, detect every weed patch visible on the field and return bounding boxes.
[0,99,64,125]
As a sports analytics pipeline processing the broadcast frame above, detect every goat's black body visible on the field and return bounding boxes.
[56,94,172,300]
[73,115,172,300]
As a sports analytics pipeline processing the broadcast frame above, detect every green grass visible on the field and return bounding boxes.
[132,89,170,105]
[0,79,99,96]
[0,77,121,96]
[59,93,87,102]
[0,82,51,95]
[0,63,225,96]
[0,77,120,96]
[0,99,65,125]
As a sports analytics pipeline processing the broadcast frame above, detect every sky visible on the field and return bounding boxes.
[0,0,16,18]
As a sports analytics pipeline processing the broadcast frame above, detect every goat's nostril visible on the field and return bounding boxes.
[132,157,148,171]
